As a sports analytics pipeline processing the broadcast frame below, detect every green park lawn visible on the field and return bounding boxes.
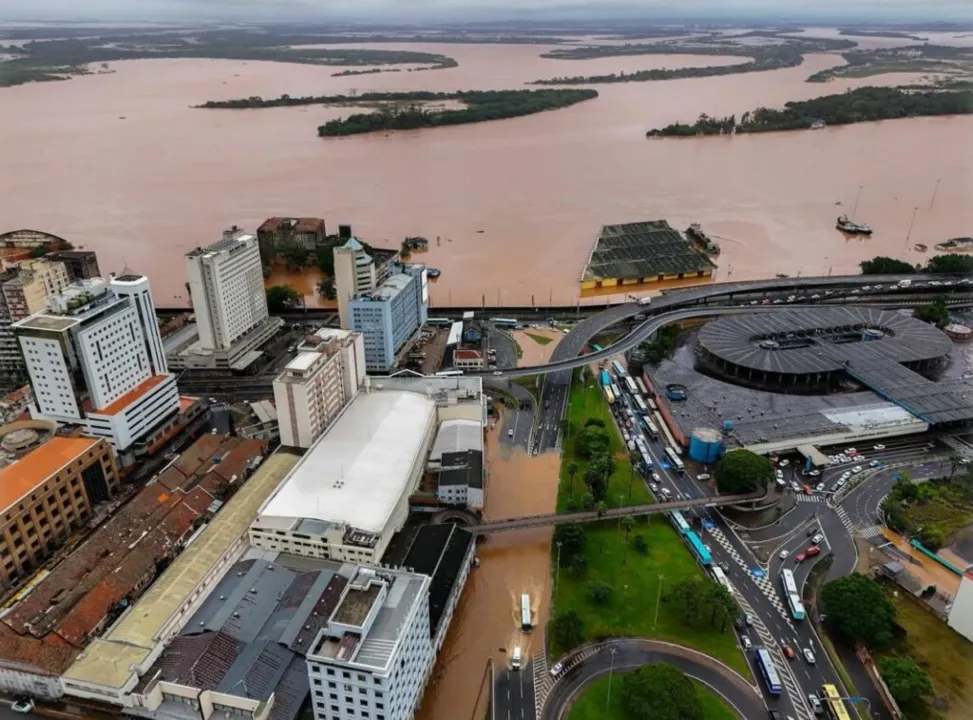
[557,370,651,512]
[566,674,739,720]
[526,332,554,345]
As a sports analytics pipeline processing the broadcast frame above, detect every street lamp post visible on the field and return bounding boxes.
[554,541,563,608]
[605,647,619,709]
[653,574,665,628]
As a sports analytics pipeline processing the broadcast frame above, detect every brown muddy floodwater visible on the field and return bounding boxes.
[2,41,972,307]
[415,417,560,720]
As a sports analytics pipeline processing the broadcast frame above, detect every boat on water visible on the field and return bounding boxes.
[426,268,441,279]
[934,237,973,252]
[914,244,928,253]
[836,215,873,235]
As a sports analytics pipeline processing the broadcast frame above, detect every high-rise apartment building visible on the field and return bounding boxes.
[348,263,428,372]
[334,238,378,329]
[273,329,366,448]
[13,274,180,451]
[306,566,433,720]
[0,258,71,379]
[186,228,270,351]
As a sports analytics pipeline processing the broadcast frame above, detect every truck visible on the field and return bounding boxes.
[638,297,652,306]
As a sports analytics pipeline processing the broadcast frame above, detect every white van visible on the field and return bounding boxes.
[511,647,522,670]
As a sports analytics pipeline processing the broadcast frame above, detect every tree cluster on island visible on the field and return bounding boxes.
[645,87,973,137]
[806,44,973,83]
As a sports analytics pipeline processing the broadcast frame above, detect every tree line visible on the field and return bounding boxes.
[316,89,598,136]
[861,253,973,275]
[806,44,973,82]
[646,87,973,137]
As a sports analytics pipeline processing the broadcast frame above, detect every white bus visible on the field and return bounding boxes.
[711,566,733,593]
[633,395,649,414]
[521,593,532,632]
[624,376,639,396]
[434,370,464,377]
[665,447,685,474]
[781,569,805,620]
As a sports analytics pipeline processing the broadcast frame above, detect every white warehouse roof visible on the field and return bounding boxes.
[430,419,483,461]
[259,390,436,533]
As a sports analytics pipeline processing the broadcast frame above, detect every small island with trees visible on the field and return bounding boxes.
[806,44,973,83]
[196,89,599,136]
[645,86,973,137]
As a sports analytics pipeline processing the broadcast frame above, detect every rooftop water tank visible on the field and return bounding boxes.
[688,427,724,464]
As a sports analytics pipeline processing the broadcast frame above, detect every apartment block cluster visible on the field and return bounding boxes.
[0,374,483,720]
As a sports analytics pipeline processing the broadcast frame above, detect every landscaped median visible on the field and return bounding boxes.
[567,673,738,720]
[547,369,749,678]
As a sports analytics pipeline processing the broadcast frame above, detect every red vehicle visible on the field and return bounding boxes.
[802,485,813,495]
[782,643,796,660]
[794,552,807,563]
[805,545,821,557]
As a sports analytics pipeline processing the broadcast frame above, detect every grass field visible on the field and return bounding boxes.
[566,674,739,719]
[526,332,554,345]
[875,584,973,719]
[557,370,650,513]
[551,518,749,675]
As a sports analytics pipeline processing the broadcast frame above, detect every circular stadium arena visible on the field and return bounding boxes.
[696,307,954,393]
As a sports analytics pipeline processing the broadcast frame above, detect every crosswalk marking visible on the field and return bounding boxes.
[833,505,855,534]
[858,524,884,539]
[795,494,824,504]
[707,526,793,626]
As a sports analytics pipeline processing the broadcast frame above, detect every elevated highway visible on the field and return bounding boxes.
[471,490,763,534]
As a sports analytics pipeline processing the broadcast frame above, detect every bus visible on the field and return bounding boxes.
[426,317,452,327]
[655,413,679,450]
[647,397,658,412]
[491,317,519,328]
[592,344,603,352]
[665,447,685,474]
[640,448,654,471]
[755,648,782,696]
[820,684,852,720]
[635,377,649,396]
[633,395,649,414]
[685,531,712,566]
[612,360,627,379]
[600,369,611,387]
[434,370,464,377]
[711,565,733,593]
[641,415,660,440]
[520,594,532,632]
[611,383,622,401]
[670,510,691,536]
[604,385,616,405]
[624,376,639,396]
[781,569,806,621]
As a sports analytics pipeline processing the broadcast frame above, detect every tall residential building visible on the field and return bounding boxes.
[334,238,378,329]
[273,329,366,448]
[186,228,269,351]
[306,565,433,720]
[0,258,71,379]
[0,437,118,588]
[348,263,427,372]
[12,274,180,452]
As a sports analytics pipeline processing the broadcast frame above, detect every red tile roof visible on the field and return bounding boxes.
[454,349,482,360]
[174,433,226,477]
[84,375,170,417]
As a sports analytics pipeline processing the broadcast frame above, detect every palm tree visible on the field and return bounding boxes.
[948,453,964,482]
[621,516,635,565]
[567,461,578,495]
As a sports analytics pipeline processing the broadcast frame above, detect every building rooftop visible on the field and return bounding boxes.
[259,391,436,535]
[430,419,483,461]
[187,232,255,259]
[61,450,302,690]
[582,220,716,282]
[285,351,324,373]
[310,567,428,672]
[402,525,474,638]
[11,314,77,332]
[438,450,483,489]
[356,267,418,304]
[257,217,326,235]
[84,374,171,416]
[454,348,480,360]
[0,436,98,515]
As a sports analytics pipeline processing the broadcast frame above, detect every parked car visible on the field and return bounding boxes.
[806,545,821,557]
[649,483,659,492]
[661,487,673,498]
[744,613,754,627]
[550,661,564,677]
[782,643,796,660]
[11,700,34,715]
[846,447,858,456]
[807,526,818,537]
[803,648,816,664]
[811,533,824,544]
[734,616,746,631]
[719,561,730,573]
[808,469,821,477]
[853,465,863,474]
[697,473,711,481]
[652,472,661,482]
[815,482,825,491]
[741,635,753,650]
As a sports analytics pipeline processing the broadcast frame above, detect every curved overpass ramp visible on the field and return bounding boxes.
[541,639,764,720]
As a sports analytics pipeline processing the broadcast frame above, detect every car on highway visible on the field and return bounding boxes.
[794,552,807,563]
[652,472,661,482]
[507,429,514,437]
[11,699,34,714]
[806,545,821,557]
[697,473,711,481]
[791,481,802,493]
[734,616,745,631]
[549,661,564,677]
[815,482,825,492]
[779,549,790,560]
[779,458,789,467]
[782,643,796,660]
[493,370,503,376]
[873,444,886,450]
[808,693,824,715]
[744,613,754,627]
[719,561,730,573]
[803,648,816,664]
[741,635,753,650]
[870,459,882,468]
[661,487,673,498]
[649,482,659,492]
[853,465,863,474]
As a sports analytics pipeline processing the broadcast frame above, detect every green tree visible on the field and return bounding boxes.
[587,472,608,502]
[587,582,613,605]
[916,526,946,551]
[667,578,706,627]
[29,245,47,258]
[567,552,589,576]
[317,278,336,300]
[860,256,916,274]
[580,492,595,510]
[584,417,606,428]
[926,253,973,274]
[399,239,412,258]
[578,425,610,459]
[550,609,585,652]
[633,534,649,554]
[567,461,578,494]
[705,581,740,631]
[820,574,896,646]
[621,515,636,564]
[265,284,302,313]
[279,239,309,270]
[715,449,773,494]
[595,501,608,518]
[913,297,950,328]
[620,663,704,720]
[878,656,932,708]
[553,524,587,557]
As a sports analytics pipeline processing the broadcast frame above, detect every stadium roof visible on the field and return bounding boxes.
[259,390,437,534]
[698,307,954,375]
[582,220,715,282]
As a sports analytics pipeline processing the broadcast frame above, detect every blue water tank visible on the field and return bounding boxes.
[665,383,688,401]
[688,428,724,464]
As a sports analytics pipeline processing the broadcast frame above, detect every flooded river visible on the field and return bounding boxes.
[2,41,972,307]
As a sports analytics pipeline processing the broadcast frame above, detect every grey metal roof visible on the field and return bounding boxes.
[582,220,715,282]
[351,574,426,670]
[698,307,954,376]
[402,525,474,637]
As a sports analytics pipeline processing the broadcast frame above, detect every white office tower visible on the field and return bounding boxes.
[306,566,433,720]
[186,228,269,351]
[334,238,380,330]
[12,275,179,451]
[273,329,366,449]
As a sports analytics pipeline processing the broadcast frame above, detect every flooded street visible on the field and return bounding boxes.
[1,43,971,307]
[416,418,561,720]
